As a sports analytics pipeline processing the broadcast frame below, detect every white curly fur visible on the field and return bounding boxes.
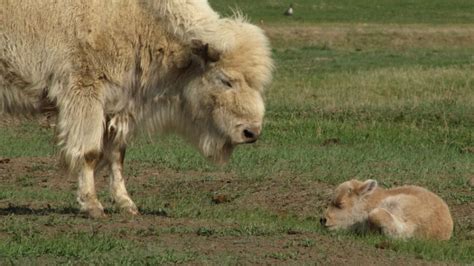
[1,0,273,217]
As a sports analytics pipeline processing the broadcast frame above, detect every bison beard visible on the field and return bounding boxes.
[1,0,273,218]
[199,133,235,164]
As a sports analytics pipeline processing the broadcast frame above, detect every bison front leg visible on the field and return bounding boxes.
[108,145,138,215]
[77,152,106,218]
[104,114,138,215]
[56,78,107,218]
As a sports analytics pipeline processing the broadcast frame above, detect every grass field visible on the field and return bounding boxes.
[1,0,473,264]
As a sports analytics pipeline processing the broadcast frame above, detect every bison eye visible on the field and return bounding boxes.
[220,78,233,88]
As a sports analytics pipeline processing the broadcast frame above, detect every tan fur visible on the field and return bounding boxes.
[322,179,453,240]
[1,0,273,217]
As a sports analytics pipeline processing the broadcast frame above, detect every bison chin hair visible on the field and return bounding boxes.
[146,96,237,165]
[195,127,235,164]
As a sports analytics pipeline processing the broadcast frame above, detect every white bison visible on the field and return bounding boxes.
[321,179,453,240]
[1,0,273,218]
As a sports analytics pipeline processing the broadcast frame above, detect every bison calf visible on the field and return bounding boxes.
[321,179,453,240]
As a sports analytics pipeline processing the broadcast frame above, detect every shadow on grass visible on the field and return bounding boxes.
[137,208,169,217]
[0,204,80,216]
[0,204,170,217]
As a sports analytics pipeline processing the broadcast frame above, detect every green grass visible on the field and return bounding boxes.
[0,123,55,157]
[210,0,474,24]
[1,1,474,264]
[0,218,198,264]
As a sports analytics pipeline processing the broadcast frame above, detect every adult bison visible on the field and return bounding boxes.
[1,0,273,218]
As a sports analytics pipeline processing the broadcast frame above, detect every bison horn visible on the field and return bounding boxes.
[191,39,221,64]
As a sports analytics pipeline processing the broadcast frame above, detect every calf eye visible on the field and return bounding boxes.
[332,201,342,209]
[221,79,233,88]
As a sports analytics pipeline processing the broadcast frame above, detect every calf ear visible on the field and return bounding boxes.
[358,179,378,196]
[191,39,221,66]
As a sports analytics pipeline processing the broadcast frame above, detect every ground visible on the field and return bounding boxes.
[2,157,471,265]
[1,0,473,264]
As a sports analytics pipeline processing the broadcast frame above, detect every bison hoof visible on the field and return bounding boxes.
[122,205,140,216]
[82,207,107,219]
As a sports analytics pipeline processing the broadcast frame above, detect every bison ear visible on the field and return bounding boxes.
[357,179,378,196]
[191,39,221,65]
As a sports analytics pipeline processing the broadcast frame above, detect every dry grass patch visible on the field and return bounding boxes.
[264,24,474,50]
[269,66,474,110]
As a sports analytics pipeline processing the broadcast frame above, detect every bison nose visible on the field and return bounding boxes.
[320,217,327,226]
[242,126,261,143]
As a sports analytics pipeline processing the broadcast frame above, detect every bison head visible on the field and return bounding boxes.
[178,21,273,164]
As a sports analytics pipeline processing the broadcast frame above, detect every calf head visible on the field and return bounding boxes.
[321,179,378,230]
[180,21,273,163]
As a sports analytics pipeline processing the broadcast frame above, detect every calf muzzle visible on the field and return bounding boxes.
[320,217,327,226]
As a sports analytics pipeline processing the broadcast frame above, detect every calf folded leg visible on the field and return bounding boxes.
[368,208,415,239]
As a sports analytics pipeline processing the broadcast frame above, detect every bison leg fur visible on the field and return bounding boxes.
[77,151,106,218]
[56,80,107,218]
[108,146,138,215]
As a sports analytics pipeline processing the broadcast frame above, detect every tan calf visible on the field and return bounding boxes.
[321,179,453,240]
